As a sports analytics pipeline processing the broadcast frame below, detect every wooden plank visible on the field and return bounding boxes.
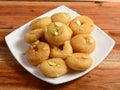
[0,2,120,29]
[2,0,120,1]
[0,1,120,90]
[0,60,120,90]
[0,2,120,16]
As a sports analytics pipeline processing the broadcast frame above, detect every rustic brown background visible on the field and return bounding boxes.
[0,1,120,90]
[1,0,120,2]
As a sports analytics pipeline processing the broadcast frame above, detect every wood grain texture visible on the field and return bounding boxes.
[0,1,120,90]
[0,0,84,1]
[0,2,120,29]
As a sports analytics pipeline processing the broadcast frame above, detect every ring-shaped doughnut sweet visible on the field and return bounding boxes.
[44,22,72,46]
[50,41,73,59]
[71,34,96,53]
[51,12,71,25]
[69,16,94,35]
[24,29,44,44]
[66,53,92,71]
[26,41,50,65]
[30,17,52,30]
[39,58,68,77]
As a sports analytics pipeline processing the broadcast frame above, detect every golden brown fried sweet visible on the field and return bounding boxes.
[39,58,68,78]
[51,12,71,24]
[26,41,50,65]
[66,53,92,71]
[44,22,72,46]
[30,17,52,30]
[50,41,73,59]
[24,13,96,78]
[69,16,94,35]
[71,34,96,54]
[24,29,44,44]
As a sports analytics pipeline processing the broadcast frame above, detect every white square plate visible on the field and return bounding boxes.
[5,5,115,85]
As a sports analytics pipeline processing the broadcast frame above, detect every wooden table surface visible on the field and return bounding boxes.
[0,1,120,90]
